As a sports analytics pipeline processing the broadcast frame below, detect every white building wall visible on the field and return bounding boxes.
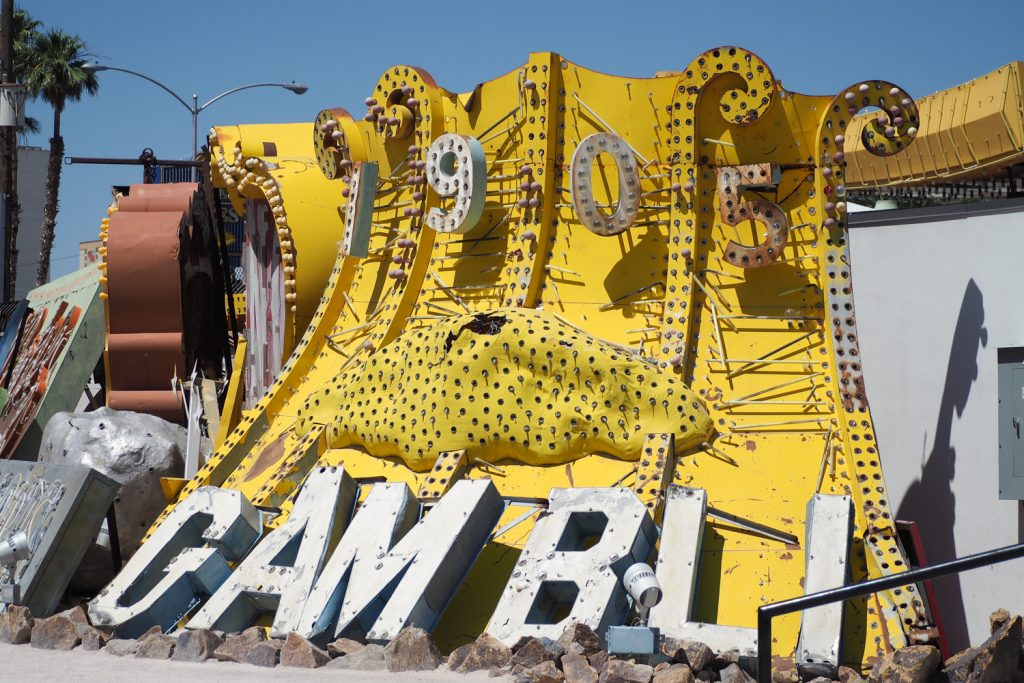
[849,201,1024,650]
[16,146,48,299]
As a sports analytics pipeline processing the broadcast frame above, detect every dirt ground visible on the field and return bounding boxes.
[0,642,501,682]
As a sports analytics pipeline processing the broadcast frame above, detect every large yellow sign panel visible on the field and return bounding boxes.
[152,47,924,670]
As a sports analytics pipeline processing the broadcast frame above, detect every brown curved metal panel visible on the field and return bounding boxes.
[104,183,198,421]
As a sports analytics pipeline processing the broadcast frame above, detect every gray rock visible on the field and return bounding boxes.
[449,633,513,672]
[590,651,610,673]
[280,632,330,668]
[326,637,365,658]
[654,664,695,683]
[837,665,866,683]
[245,640,283,668]
[327,643,387,670]
[213,626,266,662]
[601,658,655,683]
[40,408,186,588]
[172,628,224,662]
[0,605,33,644]
[383,626,444,671]
[870,645,940,683]
[516,660,565,682]
[30,615,80,650]
[661,638,713,672]
[514,636,567,669]
[105,638,139,656]
[944,615,1022,683]
[135,633,175,659]
[563,652,600,683]
[80,627,111,651]
[807,678,832,683]
[559,622,604,656]
[719,663,753,683]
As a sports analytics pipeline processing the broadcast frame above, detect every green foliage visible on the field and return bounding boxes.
[22,29,98,115]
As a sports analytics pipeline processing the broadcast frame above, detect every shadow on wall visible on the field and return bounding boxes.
[896,278,986,652]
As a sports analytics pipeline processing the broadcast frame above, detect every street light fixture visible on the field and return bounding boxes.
[81,62,308,156]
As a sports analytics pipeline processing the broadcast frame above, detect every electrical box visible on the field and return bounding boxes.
[998,348,1024,499]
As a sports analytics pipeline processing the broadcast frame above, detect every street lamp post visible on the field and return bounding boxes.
[81,63,308,157]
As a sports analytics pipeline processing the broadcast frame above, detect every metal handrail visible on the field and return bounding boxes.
[756,541,1024,683]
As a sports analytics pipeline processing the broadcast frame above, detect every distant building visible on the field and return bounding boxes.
[79,239,101,269]
[16,146,48,299]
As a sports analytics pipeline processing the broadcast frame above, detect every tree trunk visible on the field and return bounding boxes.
[36,105,62,286]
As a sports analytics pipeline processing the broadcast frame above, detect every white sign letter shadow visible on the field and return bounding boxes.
[649,486,759,655]
[88,487,260,637]
[188,466,356,634]
[797,494,852,678]
[296,478,503,642]
[488,487,657,647]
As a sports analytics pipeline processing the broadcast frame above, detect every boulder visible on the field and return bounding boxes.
[870,645,940,683]
[837,665,866,683]
[280,632,330,668]
[383,626,444,671]
[245,640,283,668]
[719,663,754,683]
[661,638,713,672]
[590,650,610,672]
[58,605,91,636]
[559,622,605,656]
[562,652,600,683]
[40,408,187,589]
[601,658,655,683]
[516,660,565,682]
[326,637,365,658]
[135,633,175,659]
[172,628,224,662]
[105,638,139,656]
[80,627,111,651]
[449,633,513,672]
[514,636,567,668]
[943,615,1023,683]
[653,664,695,683]
[327,643,387,670]
[0,605,33,644]
[30,615,80,650]
[213,626,267,663]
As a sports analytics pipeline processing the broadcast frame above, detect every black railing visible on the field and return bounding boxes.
[756,542,1024,683]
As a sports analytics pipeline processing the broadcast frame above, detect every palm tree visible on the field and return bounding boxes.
[1,7,41,296]
[22,29,97,285]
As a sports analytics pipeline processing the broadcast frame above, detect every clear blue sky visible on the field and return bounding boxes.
[19,0,1024,282]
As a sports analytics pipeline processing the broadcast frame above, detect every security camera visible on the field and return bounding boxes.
[0,531,30,567]
[623,562,662,623]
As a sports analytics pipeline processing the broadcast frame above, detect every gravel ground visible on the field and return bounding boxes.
[0,642,500,682]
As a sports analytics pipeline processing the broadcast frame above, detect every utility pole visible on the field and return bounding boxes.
[0,0,15,302]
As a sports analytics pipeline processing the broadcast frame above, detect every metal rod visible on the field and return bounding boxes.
[731,417,825,430]
[572,93,650,166]
[726,372,824,404]
[707,506,799,545]
[429,270,472,312]
[726,330,820,378]
[757,542,1024,683]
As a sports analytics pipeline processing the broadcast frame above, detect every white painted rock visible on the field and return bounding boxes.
[39,407,186,579]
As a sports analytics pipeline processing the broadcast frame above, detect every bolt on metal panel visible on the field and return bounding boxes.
[488,487,656,646]
[188,466,356,634]
[796,494,853,678]
[0,460,117,616]
[88,486,261,637]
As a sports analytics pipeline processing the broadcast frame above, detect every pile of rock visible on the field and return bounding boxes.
[1,605,1022,682]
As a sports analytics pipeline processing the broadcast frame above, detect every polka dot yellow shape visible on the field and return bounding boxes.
[295,308,714,471]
